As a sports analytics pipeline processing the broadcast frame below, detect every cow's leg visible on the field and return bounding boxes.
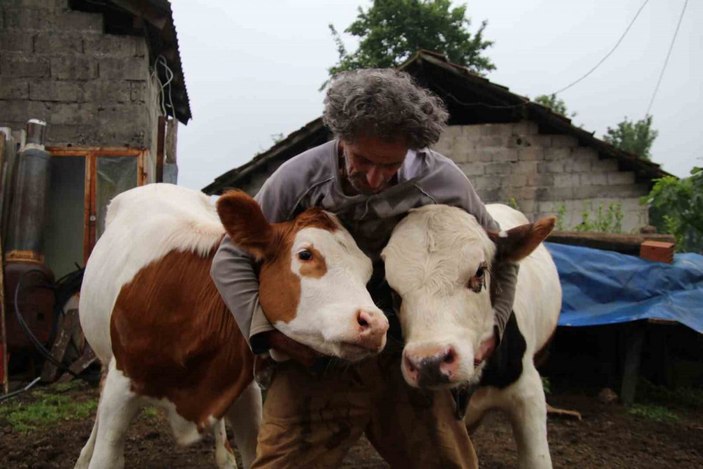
[504,366,552,469]
[214,418,239,469]
[226,381,262,469]
[463,387,493,435]
[88,361,141,469]
[74,415,99,468]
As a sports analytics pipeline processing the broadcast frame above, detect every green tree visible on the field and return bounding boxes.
[534,94,576,119]
[646,167,703,253]
[604,115,658,160]
[328,0,494,77]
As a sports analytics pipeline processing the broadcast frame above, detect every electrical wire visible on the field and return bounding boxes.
[645,0,688,116]
[551,0,651,96]
[153,55,176,118]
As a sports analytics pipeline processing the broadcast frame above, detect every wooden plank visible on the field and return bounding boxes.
[620,322,646,406]
[548,231,676,256]
[0,133,7,394]
[156,116,165,183]
[40,308,79,383]
[57,346,96,383]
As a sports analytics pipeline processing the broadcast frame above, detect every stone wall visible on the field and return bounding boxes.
[433,122,650,232]
[0,0,161,158]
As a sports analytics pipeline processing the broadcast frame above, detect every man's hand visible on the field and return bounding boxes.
[474,331,497,366]
[262,330,320,367]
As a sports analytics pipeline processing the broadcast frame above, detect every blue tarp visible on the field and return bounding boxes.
[545,242,703,333]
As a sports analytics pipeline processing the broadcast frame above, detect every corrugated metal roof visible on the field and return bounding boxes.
[203,50,669,194]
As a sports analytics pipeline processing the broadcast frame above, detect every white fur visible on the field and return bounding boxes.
[383,203,560,469]
[273,223,388,361]
[80,183,224,362]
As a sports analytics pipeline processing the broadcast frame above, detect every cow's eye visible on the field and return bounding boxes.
[298,249,313,261]
[468,262,488,293]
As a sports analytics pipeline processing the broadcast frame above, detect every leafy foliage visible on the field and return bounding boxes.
[604,115,658,160]
[646,167,703,253]
[328,0,494,77]
[534,94,576,119]
[628,404,679,423]
[0,390,96,433]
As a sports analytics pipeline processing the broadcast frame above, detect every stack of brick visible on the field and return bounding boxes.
[0,0,159,151]
[434,122,650,233]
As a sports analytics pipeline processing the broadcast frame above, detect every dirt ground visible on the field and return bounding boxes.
[1,379,702,469]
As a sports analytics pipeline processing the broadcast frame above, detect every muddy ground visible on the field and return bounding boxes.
[1,378,701,469]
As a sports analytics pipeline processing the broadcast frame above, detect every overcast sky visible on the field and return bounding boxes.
[170,0,701,191]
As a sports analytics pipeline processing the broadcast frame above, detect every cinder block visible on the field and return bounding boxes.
[47,103,84,125]
[544,147,570,161]
[511,121,539,136]
[538,161,564,174]
[550,134,578,148]
[592,158,619,172]
[29,80,83,102]
[580,172,608,186]
[3,7,53,29]
[82,80,131,103]
[51,56,98,80]
[554,173,580,188]
[481,123,514,137]
[607,171,635,185]
[0,78,29,99]
[45,123,93,146]
[1,99,50,123]
[505,173,528,187]
[99,57,148,80]
[484,162,513,175]
[35,33,83,54]
[537,186,573,201]
[84,34,139,57]
[56,11,103,32]
[0,54,50,77]
[640,240,674,263]
[523,134,552,147]
[458,162,485,176]
[527,173,554,187]
[517,147,544,161]
[472,176,501,191]
[0,31,34,53]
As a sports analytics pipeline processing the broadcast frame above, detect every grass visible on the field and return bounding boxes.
[627,404,679,423]
[0,382,98,433]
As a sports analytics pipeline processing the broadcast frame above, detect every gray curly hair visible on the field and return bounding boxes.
[323,69,449,149]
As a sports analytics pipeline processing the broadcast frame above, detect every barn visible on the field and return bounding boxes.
[204,50,669,234]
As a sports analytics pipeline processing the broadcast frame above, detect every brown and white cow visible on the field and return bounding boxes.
[75,183,388,469]
[382,204,560,469]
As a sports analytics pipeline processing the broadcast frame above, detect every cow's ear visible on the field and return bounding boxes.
[216,190,272,261]
[487,216,555,263]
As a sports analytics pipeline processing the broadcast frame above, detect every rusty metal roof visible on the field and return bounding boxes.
[71,0,192,124]
[203,50,669,194]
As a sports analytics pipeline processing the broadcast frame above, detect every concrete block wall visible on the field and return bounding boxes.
[434,122,650,232]
[0,0,160,154]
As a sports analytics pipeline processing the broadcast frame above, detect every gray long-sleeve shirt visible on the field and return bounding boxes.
[211,140,517,353]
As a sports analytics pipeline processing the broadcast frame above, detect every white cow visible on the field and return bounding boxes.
[75,184,388,469]
[382,204,560,469]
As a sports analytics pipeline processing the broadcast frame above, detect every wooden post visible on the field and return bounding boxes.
[156,116,166,183]
[0,133,8,394]
[620,321,645,406]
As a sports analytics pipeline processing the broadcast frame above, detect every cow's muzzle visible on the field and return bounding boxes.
[403,345,459,388]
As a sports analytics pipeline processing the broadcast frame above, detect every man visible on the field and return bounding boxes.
[211,69,517,468]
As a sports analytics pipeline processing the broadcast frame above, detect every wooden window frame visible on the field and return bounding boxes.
[47,147,148,262]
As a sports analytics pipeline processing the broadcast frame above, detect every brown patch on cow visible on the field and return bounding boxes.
[111,248,255,432]
[299,246,328,278]
[255,208,338,324]
[217,190,273,261]
[488,216,556,263]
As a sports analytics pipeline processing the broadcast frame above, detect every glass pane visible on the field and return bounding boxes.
[44,156,85,279]
[96,156,137,238]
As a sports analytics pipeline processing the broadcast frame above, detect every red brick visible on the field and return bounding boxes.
[640,240,674,263]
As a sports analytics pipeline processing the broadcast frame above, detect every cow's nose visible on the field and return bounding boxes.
[403,346,458,387]
[355,309,389,350]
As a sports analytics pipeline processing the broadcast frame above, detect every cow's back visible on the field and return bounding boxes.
[486,204,561,353]
[79,183,225,362]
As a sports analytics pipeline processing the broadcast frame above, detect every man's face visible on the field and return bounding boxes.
[341,135,408,195]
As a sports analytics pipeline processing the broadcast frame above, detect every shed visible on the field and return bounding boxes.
[204,50,669,233]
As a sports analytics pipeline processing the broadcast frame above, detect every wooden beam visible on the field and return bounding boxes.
[156,116,166,183]
[547,231,676,256]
